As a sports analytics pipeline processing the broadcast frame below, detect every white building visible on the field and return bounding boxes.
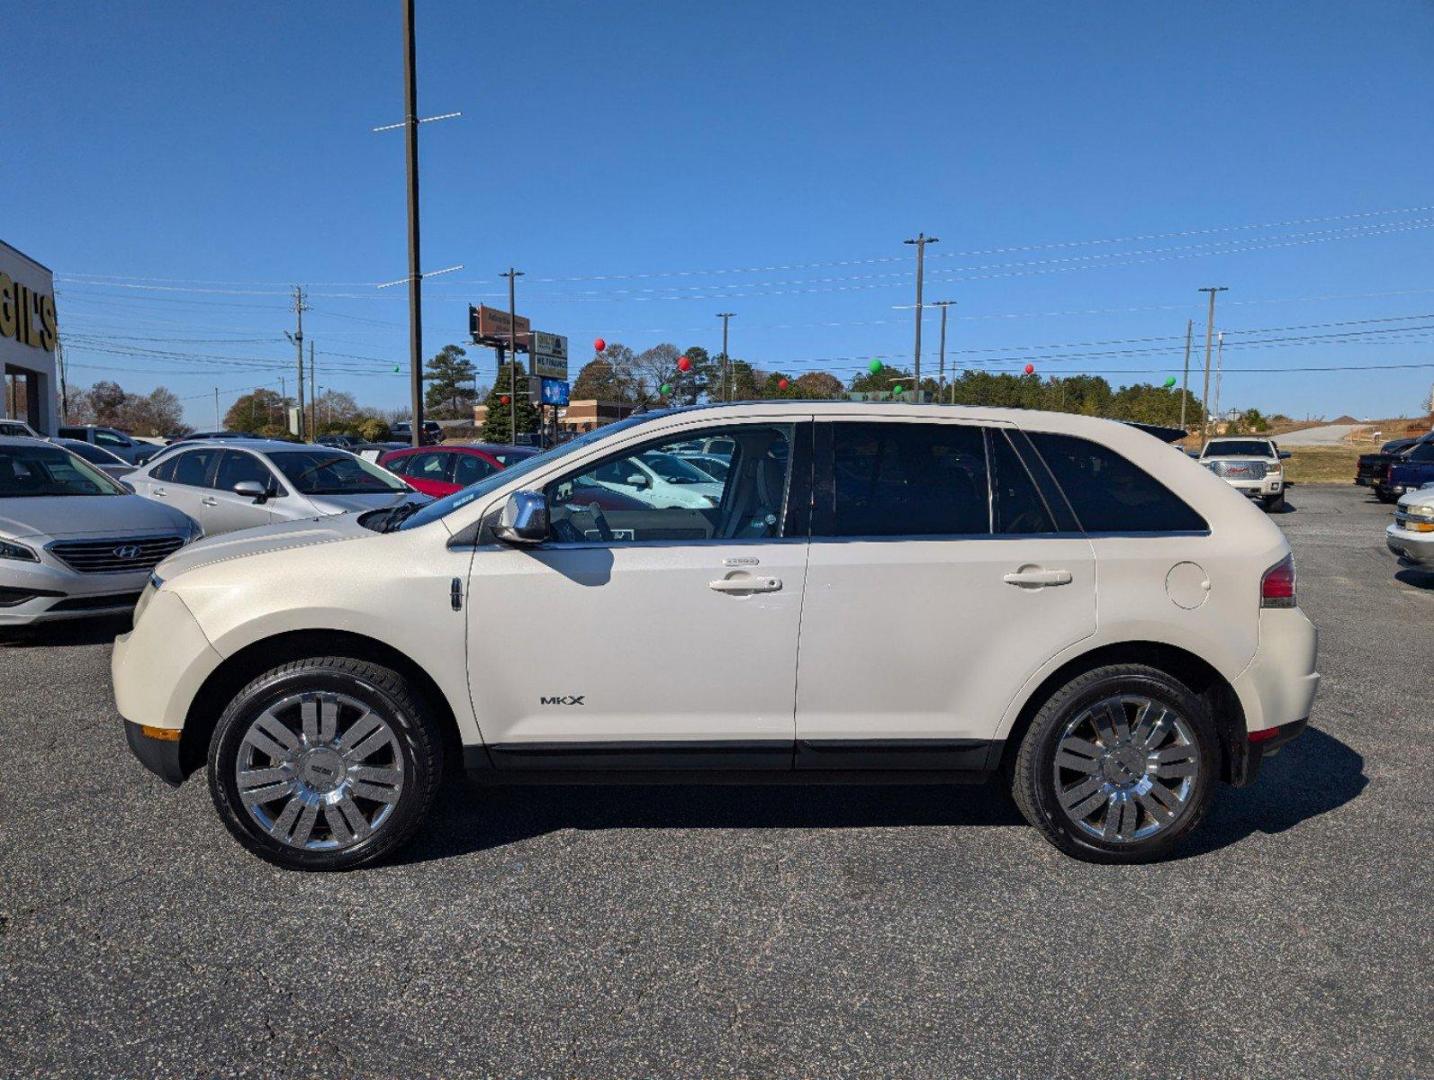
[1,240,60,435]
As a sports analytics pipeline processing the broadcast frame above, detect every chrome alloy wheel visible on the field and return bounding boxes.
[1052,694,1200,843]
[234,692,404,851]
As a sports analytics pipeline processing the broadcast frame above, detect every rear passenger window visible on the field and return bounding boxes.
[171,449,219,488]
[990,431,1056,534]
[1027,432,1208,534]
[453,454,498,487]
[828,422,988,537]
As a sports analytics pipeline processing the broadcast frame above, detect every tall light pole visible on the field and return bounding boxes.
[501,267,524,444]
[932,299,954,403]
[1198,286,1228,444]
[401,0,424,448]
[1179,318,1193,431]
[284,285,308,440]
[717,312,735,401]
[904,233,938,397]
[1213,330,1226,426]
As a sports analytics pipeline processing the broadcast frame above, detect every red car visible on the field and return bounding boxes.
[378,444,533,498]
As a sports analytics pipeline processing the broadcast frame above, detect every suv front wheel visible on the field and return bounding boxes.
[1011,664,1218,863]
[207,657,443,871]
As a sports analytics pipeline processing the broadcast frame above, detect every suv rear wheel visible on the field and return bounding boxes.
[207,657,443,871]
[1011,664,1218,863]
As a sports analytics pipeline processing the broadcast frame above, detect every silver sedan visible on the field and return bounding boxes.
[125,439,426,537]
[0,437,200,626]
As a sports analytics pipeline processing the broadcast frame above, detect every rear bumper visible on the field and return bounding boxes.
[1229,718,1307,787]
[1231,607,1320,737]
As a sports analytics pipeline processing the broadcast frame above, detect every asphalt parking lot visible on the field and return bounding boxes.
[1,484,1429,1079]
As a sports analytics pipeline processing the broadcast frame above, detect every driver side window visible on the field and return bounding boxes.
[544,424,797,544]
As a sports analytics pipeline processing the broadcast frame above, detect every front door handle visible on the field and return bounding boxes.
[200,497,218,507]
[152,488,167,497]
[709,576,782,594]
[1003,568,1073,588]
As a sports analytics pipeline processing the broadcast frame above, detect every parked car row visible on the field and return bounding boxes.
[1355,431,1434,501]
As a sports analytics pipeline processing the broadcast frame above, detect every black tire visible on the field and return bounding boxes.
[207,657,444,871]
[1262,492,1285,512]
[1010,664,1219,864]
[1376,489,1399,504]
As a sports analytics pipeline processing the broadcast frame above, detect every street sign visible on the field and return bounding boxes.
[540,378,570,406]
[469,304,530,351]
[529,330,569,380]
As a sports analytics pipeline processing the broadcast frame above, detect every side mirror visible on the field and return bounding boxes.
[494,490,549,544]
[626,473,650,489]
[1279,451,1292,460]
[233,479,269,503]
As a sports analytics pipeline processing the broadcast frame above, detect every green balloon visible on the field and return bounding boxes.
[661,383,673,396]
[868,358,883,374]
[892,385,904,396]
[1163,376,1177,388]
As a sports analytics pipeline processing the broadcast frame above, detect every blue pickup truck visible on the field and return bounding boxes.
[1385,438,1434,498]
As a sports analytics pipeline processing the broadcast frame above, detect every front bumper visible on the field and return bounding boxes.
[0,555,151,627]
[1219,476,1283,499]
[124,720,186,786]
[1386,525,1434,566]
[113,588,224,757]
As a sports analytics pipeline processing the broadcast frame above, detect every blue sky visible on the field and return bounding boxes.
[7,1,1434,425]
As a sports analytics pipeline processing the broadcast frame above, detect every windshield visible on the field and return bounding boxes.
[270,450,408,495]
[398,412,670,531]
[1204,440,1273,457]
[0,444,126,497]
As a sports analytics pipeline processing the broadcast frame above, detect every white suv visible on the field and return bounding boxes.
[112,403,1319,869]
[1199,437,1289,511]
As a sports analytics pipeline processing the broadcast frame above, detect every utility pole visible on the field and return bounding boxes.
[57,340,69,423]
[717,312,735,401]
[904,233,938,399]
[1198,286,1227,444]
[1213,330,1225,427]
[932,300,954,403]
[402,0,424,447]
[1179,318,1193,430]
[309,340,317,436]
[214,387,220,429]
[285,285,308,441]
[501,267,524,444]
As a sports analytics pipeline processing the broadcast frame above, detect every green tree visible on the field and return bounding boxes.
[225,388,292,434]
[481,362,540,442]
[793,371,845,399]
[356,416,391,442]
[849,365,913,396]
[423,344,478,419]
[572,358,622,401]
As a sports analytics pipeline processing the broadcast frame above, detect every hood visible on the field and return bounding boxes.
[306,492,430,515]
[1397,485,1434,511]
[0,493,193,541]
[155,513,373,581]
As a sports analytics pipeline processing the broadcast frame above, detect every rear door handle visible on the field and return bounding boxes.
[709,576,782,594]
[153,488,167,497]
[1003,568,1073,587]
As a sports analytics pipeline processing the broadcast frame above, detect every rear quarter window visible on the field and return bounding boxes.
[1027,431,1208,534]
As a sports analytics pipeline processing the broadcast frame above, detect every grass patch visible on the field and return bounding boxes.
[1284,445,1366,485]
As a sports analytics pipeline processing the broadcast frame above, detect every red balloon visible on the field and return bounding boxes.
[500,395,511,405]
[593,338,606,353]
[677,355,692,372]
[777,377,790,391]
[1024,363,1035,375]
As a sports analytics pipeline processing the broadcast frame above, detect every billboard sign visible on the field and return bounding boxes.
[540,378,570,406]
[529,330,569,380]
[469,304,530,351]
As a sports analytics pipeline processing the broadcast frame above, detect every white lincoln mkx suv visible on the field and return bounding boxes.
[112,403,1319,869]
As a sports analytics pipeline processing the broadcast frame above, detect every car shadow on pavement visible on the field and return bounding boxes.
[1179,726,1366,858]
[0,615,129,649]
[398,726,1366,865]
[1394,567,1434,589]
[398,777,1026,864]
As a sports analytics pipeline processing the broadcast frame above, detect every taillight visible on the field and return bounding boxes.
[1261,554,1296,608]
